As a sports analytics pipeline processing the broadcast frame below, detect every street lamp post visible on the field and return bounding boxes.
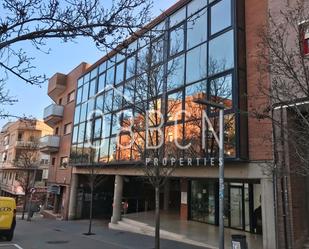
[194,99,225,249]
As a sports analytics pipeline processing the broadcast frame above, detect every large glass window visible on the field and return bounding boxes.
[99,138,109,162]
[98,73,105,93]
[187,0,207,17]
[209,74,233,109]
[102,114,112,138]
[72,125,78,144]
[106,66,115,86]
[187,9,207,49]
[104,90,113,113]
[167,55,185,91]
[93,118,102,139]
[82,83,89,102]
[78,122,86,143]
[167,91,183,122]
[208,30,234,74]
[115,62,125,84]
[126,56,136,79]
[211,0,231,35]
[169,25,184,56]
[74,105,81,124]
[95,94,104,115]
[76,87,83,104]
[80,103,87,123]
[169,7,186,27]
[186,43,207,84]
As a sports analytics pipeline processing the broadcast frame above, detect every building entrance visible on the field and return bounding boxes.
[190,179,262,234]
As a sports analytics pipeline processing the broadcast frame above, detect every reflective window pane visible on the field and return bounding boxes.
[89,79,97,98]
[72,125,78,144]
[102,114,112,138]
[109,137,118,162]
[187,9,207,49]
[151,39,164,65]
[95,94,104,115]
[111,112,122,135]
[126,56,136,79]
[78,122,86,143]
[188,0,207,17]
[87,98,95,120]
[209,74,233,109]
[185,81,207,121]
[167,91,183,122]
[167,55,185,91]
[106,66,115,86]
[115,62,125,84]
[77,78,83,88]
[82,83,89,102]
[76,87,83,104]
[104,90,113,113]
[80,103,87,122]
[208,30,234,74]
[99,62,106,74]
[74,105,81,124]
[98,73,105,93]
[224,114,236,157]
[211,0,231,35]
[99,138,109,163]
[186,43,207,84]
[152,21,165,38]
[123,80,135,106]
[164,124,183,158]
[94,118,102,139]
[169,7,186,27]
[169,25,184,56]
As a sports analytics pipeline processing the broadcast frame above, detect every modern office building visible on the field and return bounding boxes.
[0,119,53,204]
[43,0,309,248]
[40,62,91,219]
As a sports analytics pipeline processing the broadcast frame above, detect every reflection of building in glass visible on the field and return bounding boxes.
[42,1,282,248]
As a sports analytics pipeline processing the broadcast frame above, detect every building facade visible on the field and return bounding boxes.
[43,0,304,248]
[0,119,53,205]
[40,62,91,219]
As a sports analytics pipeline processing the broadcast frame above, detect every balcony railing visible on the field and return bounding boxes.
[40,135,60,153]
[43,104,64,127]
[15,141,37,148]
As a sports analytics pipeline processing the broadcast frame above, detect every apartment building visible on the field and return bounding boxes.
[40,62,90,219]
[0,119,53,204]
[44,0,309,248]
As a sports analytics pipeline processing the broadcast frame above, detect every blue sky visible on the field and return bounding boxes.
[0,0,177,127]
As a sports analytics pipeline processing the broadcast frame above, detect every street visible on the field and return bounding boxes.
[0,216,206,249]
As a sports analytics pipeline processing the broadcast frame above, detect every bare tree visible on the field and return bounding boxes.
[252,1,309,248]
[112,33,183,249]
[13,140,41,220]
[82,145,108,235]
[0,0,152,118]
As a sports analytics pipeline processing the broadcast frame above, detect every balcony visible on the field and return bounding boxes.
[48,73,67,102]
[43,104,64,127]
[15,141,37,149]
[40,135,60,153]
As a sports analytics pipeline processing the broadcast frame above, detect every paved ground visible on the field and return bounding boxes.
[0,215,207,249]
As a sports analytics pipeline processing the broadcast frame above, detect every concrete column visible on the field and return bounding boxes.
[180,178,188,220]
[111,175,123,224]
[68,174,78,220]
[261,178,277,249]
[163,179,170,211]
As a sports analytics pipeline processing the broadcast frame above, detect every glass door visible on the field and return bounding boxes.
[230,186,243,229]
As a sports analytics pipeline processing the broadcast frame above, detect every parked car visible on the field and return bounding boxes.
[0,197,16,241]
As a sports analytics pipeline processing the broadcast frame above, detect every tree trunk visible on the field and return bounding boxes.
[21,171,30,220]
[88,179,94,235]
[155,186,160,249]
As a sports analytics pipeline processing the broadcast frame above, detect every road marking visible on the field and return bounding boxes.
[0,244,23,249]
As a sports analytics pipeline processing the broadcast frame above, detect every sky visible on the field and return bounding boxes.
[0,0,177,128]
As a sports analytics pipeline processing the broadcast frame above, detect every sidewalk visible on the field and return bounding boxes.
[109,211,263,249]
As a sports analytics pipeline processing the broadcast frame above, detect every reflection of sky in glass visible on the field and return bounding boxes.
[211,0,231,35]
[186,43,207,84]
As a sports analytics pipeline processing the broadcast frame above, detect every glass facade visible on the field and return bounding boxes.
[70,0,246,165]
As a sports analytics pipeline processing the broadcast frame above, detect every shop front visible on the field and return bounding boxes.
[189,179,262,234]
